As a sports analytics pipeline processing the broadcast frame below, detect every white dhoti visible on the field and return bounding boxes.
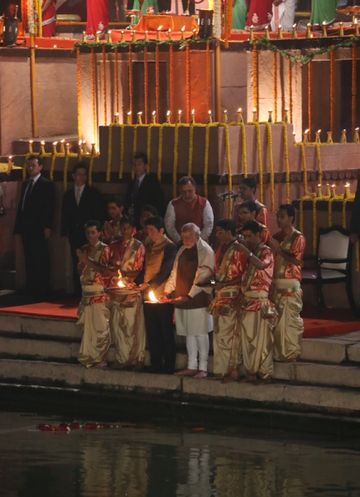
[175,307,213,371]
[78,301,111,368]
[109,293,146,366]
[273,279,303,361]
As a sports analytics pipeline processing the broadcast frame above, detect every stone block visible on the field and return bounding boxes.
[300,339,347,364]
[348,343,360,363]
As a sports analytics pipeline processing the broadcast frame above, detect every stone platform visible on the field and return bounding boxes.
[0,312,360,423]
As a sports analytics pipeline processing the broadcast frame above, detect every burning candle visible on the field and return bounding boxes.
[156,26,163,41]
[28,140,34,154]
[236,108,243,124]
[222,109,228,123]
[341,129,347,143]
[322,21,327,37]
[114,112,120,124]
[278,24,283,39]
[208,110,213,123]
[344,182,351,199]
[292,23,297,39]
[177,110,182,123]
[127,111,132,125]
[52,141,58,154]
[354,127,360,144]
[166,110,171,124]
[303,129,310,144]
[326,183,331,197]
[326,131,333,144]
[148,289,159,303]
[268,110,273,123]
[60,139,65,154]
[167,29,172,41]
[40,141,46,155]
[316,183,323,198]
[252,107,258,122]
[107,30,112,43]
[330,184,337,198]
[180,26,185,40]
[91,143,97,156]
[315,129,322,143]
[137,111,143,125]
[191,108,196,123]
[152,110,157,124]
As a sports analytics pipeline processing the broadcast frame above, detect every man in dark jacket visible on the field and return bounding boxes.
[61,162,104,296]
[14,155,55,297]
[124,152,165,228]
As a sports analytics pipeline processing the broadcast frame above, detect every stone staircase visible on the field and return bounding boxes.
[0,312,360,419]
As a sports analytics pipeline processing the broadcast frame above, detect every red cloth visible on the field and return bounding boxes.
[246,0,273,27]
[42,1,56,37]
[86,0,109,35]
[172,195,207,234]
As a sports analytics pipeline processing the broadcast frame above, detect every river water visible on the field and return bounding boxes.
[0,412,359,497]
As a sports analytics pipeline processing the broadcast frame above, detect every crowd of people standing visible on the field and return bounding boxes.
[14,152,310,382]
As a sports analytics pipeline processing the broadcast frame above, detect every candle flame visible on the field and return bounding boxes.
[117,279,125,288]
[148,290,158,303]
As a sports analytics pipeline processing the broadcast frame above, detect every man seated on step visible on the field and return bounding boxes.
[208,219,246,379]
[269,204,305,362]
[228,220,276,383]
[107,217,146,370]
[236,200,271,243]
[163,223,215,379]
[233,177,269,232]
[76,220,111,368]
[164,176,214,245]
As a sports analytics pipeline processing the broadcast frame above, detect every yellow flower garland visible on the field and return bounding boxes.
[118,125,125,180]
[106,124,113,182]
[298,142,309,195]
[204,124,211,198]
[223,123,233,216]
[312,198,318,255]
[266,122,275,210]
[172,124,180,197]
[315,142,323,183]
[240,122,248,177]
[254,122,264,203]
[282,123,290,203]
[188,123,194,176]
[158,124,164,182]
[146,124,152,171]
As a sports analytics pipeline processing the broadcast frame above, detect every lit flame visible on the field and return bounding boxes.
[117,270,126,288]
[148,290,159,303]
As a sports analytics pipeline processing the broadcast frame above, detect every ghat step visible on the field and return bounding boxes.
[0,359,359,417]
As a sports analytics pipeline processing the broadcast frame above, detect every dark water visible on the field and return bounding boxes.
[0,412,359,497]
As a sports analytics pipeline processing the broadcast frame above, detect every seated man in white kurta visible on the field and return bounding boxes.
[163,223,215,379]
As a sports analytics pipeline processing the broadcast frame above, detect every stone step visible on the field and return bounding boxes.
[1,335,360,389]
[1,312,360,365]
[0,358,359,417]
[12,135,79,155]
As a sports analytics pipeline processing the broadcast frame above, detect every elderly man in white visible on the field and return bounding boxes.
[163,223,215,379]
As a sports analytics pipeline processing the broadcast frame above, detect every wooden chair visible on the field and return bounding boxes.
[302,226,355,309]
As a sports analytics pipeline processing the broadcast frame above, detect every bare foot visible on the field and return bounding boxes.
[174,368,197,377]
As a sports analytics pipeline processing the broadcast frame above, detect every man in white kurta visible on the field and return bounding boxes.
[164,223,215,378]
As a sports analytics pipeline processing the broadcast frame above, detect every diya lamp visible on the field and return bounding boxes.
[152,110,157,124]
[137,111,143,125]
[208,110,213,123]
[268,110,273,123]
[252,107,258,122]
[127,111,132,125]
[166,110,172,124]
[222,109,228,123]
[236,108,243,124]
[177,109,182,123]
[303,129,310,144]
[326,131,333,144]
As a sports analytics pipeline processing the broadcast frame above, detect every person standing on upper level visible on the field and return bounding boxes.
[164,176,214,245]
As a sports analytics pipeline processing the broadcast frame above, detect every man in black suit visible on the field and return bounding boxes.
[61,162,105,296]
[124,152,165,228]
[14,155,55,297]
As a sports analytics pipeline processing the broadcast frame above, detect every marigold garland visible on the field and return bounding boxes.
[315,141,323,183]
[63,149,70,191]
[185,45,191,122]
[329,50,335,134]
[168,44,175,115]
[114,48,120,114]
[252,44,259,113]
[155,45,160,119]
[352,43,357,131]
[132,125,138,160]
[312,198,318,255]
[273,52,278,122]
[282,123,291,203]
[266,123,275,210]
[157,124,164,181]
[299,199,304,234]
[76,48,82,140]
[298,142,309,195]
[50,152,58,182]
[254,122,264,203]
[188,124,194,176]
[307,62,313,139]
[106,124,113,182]
[288,59,293,123]
[173,124,180,196]
[204,124,211,198]
[102,45,108,125]
[206,41,211,111]
[128,44,133,116]
[224,123,233,216]
[240,122,248,177]
[146,124,152,170]
[342,198,349,229]
[118,125,125,179]
[144,46,149,123]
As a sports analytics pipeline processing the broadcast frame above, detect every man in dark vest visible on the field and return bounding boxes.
[164,176,214,244]
[61,161,104,296]
[14,155,55,297]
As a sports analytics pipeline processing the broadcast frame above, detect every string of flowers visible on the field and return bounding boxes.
[254,122,264,203]
[223,123,233,216]
[114,48,120,114]
[329,49,335,134]
[240,122,248,177]
[352,43,357,131]
[168,44,175,115]
[273,52,278,122]
[185,45,191,122]
[128,44,133,117]
[298,142,309,195]
[155,45,160,119]
[173,124,180,196]
[288,59,293,123]
[282,123,291,202]
[204,124,211,198]
[144,47,149,123]
[118,125,125,179]
[312,198,318,255]
[76,48,82,140]
[91,48,97,144]
[157,124,164,181]
[252,44,259,112]
[188,124,194,176]
[102,45,108,125]
[106,124,114,181]
[266,122,275,210]
[50,151,58,181]
[132,125,138,160]
[146,124,152,171]
[206,41,211,110]
[315,141,323,183]
[222,0,233,48]
[307,62,313,139]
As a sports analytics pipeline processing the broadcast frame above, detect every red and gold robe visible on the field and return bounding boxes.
[272,229,305,361]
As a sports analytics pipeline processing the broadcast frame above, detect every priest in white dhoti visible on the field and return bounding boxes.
[163,223,215,379]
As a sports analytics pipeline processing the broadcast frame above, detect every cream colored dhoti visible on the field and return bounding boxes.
[213,312,238,376]
[239,292,275,379]
[109,292,146,365]
[273,279,303,361]
[78,300,111,368]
